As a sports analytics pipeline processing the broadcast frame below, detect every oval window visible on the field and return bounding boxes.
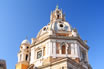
[43,27,46,31]
[60,24,63,27]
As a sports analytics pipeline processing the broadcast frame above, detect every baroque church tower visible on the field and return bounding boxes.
[16,6,92,69]
[16,39,30,69]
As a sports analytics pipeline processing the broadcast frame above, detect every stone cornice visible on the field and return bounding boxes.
[30,35,89,50]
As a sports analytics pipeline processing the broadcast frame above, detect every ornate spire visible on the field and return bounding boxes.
[50,5,65,22]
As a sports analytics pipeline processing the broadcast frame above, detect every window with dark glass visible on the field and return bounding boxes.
[82,52,86,61]
[27,46,29,49]
[57,11,59,13]
[57,15,60,19]
[43,27,46,31]
[26,54,28,61]
[62,45,66,54]
[37,50,42,59]
[60,24,63,27]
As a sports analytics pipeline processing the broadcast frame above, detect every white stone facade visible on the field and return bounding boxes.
[16,6,92,69]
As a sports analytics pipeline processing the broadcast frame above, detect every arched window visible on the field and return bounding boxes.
[82,51,86,61]
[26,54,28,61]
[62,45,66,54]
[57,15,60,19]
[37,50,42,59]
[80,48,86,61]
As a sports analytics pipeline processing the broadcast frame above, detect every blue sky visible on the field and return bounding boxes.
[0,0,104,69]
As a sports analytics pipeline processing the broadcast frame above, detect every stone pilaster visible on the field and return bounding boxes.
[53,41,56,58]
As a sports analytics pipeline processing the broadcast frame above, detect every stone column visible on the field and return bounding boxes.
[66,44,68,57]
[30,48,35,64]
[53,41,56,58]
[42,48,44,58]
[22,53,25,61]
[48,41,53,56]
[74,43,80,58]
[45,43,48,57]
[18,54,20,62]
[74,43,78,57]
[59,43,62,54]
[71,43,75,57]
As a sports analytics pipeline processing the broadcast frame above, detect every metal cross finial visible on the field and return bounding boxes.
[56,4,59,9]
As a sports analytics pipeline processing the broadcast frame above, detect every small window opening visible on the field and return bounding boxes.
[60,24,63,27]
[26,54,28,61]
[57,15,60,19]
[62,45,66,54]
[57,11,59,13]
[43,27,46,31]
[27,46,29,49]
[82,52,86,60]
[37,50,42,59]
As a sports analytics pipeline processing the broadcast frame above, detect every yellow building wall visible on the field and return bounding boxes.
[22,64,28,69]
[16,63,28,69]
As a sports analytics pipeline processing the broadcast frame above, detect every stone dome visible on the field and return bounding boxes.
[36,21,72,38]
[50,21,71,32]
[21,39,30,44]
